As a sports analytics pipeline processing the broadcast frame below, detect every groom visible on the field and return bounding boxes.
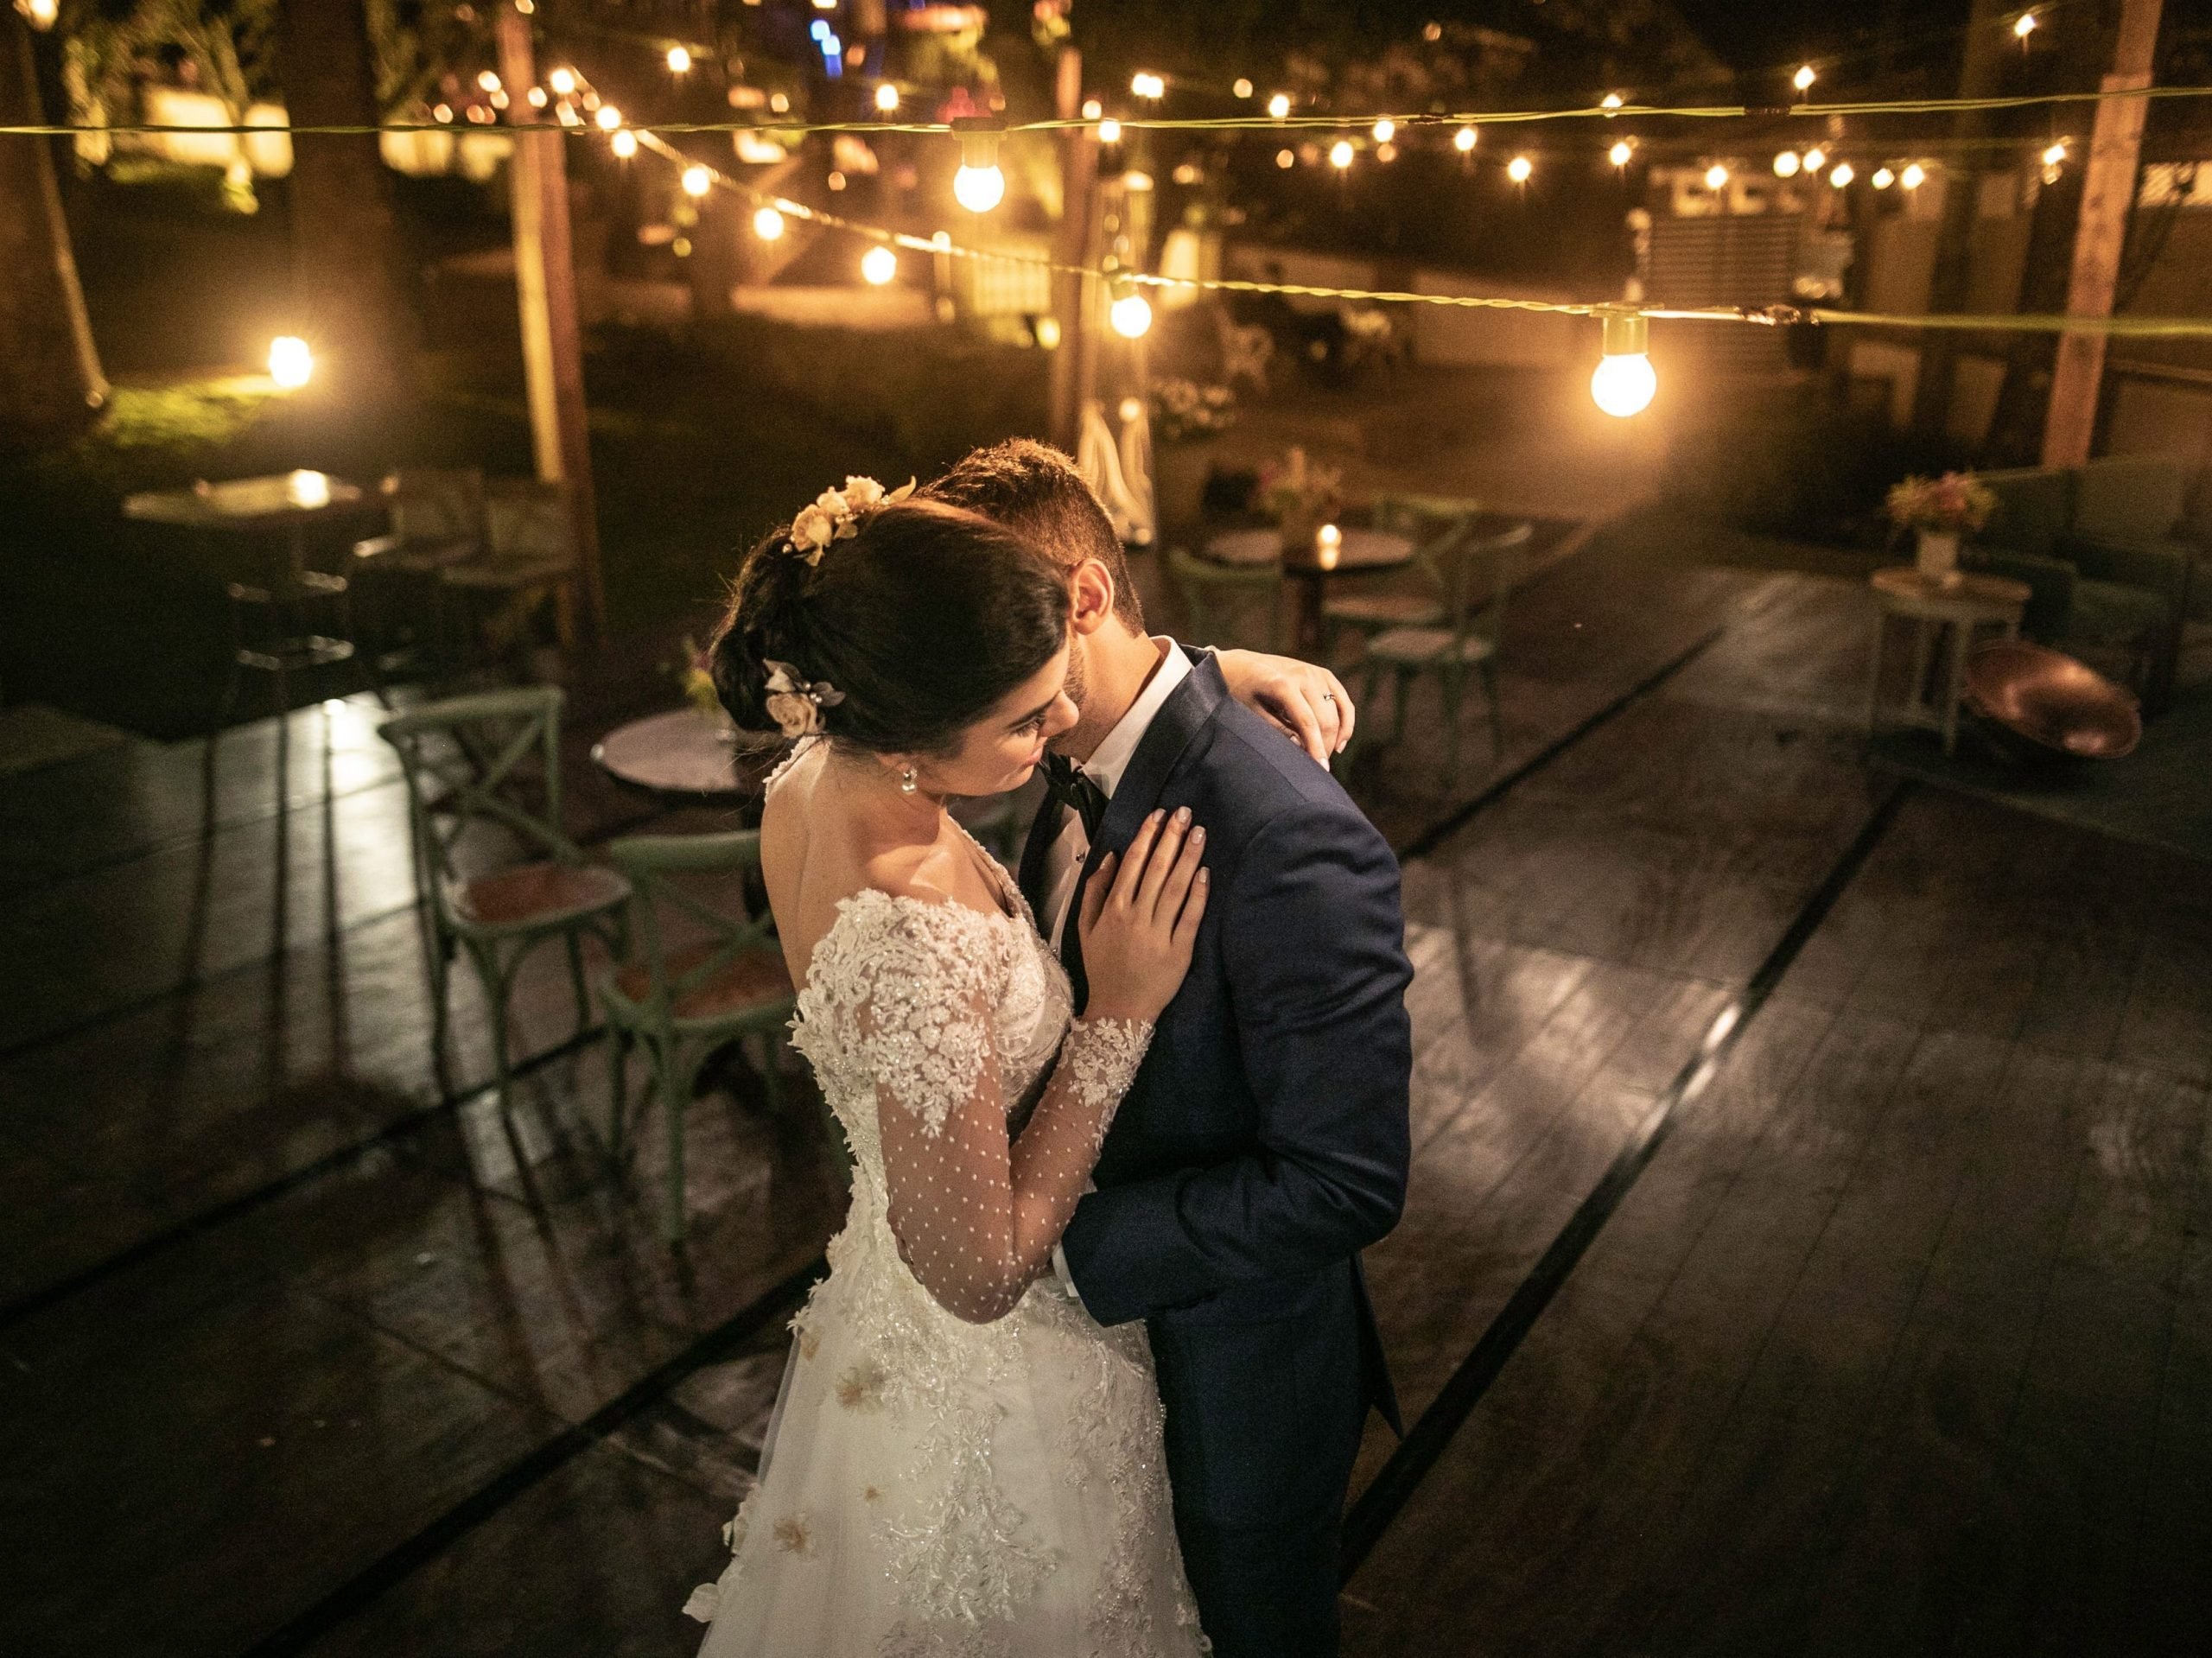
[925,441,1413,1658]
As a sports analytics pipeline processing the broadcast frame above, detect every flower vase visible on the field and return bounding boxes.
[1916,528,1961,584]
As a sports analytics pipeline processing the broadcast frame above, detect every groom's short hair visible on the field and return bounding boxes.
[922,439,1146,633]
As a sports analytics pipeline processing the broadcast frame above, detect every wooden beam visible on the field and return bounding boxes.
[1046,45,1096,453]
[494,1,604,647]
[2041,0,2165,467]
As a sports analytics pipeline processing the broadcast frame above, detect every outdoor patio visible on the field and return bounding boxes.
[3,525,2207,1658]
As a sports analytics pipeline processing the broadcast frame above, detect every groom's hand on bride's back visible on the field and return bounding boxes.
[1077,807,1209,1025]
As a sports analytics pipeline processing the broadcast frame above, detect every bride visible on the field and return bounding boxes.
[686,480,1332,1655]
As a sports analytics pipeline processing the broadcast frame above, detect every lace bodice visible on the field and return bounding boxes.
[791,883,1151,1324]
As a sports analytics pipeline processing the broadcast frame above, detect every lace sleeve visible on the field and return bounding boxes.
[842,900,1151,1323]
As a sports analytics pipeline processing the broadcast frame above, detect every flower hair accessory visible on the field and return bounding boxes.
[786,474,917,564]
[761,660,846,739]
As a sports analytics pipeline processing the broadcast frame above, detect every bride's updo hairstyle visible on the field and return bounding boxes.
[711,495,1071,759]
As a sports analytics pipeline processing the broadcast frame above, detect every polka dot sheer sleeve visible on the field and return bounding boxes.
[843,900,1151,1324]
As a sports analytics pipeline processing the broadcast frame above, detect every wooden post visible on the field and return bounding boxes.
[1908,0,2006,438]
[2041,0,2165,467]
[1047,46,1097,452]
[495,1,604,646]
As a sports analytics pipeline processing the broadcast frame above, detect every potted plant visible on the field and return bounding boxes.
[1147,377,1237,530]
[1258,445,1344,558]
[1885,472,1996,585]
[671,635,728,725]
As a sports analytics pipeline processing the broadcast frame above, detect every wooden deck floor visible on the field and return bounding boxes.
[2,547,2206,1656]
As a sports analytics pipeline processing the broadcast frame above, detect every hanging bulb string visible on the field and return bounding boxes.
[8,79,2209,138]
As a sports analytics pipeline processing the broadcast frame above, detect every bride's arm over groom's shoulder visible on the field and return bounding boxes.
[1058,796,1414,1326]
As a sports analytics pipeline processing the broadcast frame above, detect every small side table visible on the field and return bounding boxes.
[1866,566,2031,755]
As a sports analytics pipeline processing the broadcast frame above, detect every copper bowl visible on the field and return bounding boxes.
[1964,640,2141,762]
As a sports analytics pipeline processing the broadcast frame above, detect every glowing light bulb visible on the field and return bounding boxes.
[22,0,59,27]
[595,105,622,131]
[682,165,711,197]
[1315,523,1342,569]
[1034,316,1062,349]
[1704,163,1729,191]
[1372,119,1395,143]
[269,336,312,390]
[1329,140,1354,170]
[753,206,785,240]
[2043,141,2068,167]
[1773,150,1802,178]
[1802,146,1827,171]
[1118,396,1143,424]
[1589,312,1655,418]
[875,83,899,113]
[1793,65,1816,93]
[1901,162,1927,188]
[1082,98,1103,120]
[1109,282,1153,340]
[1276,148,1295,169]
[1828,161,1854,187]
[1610,141,1633,168]
[609,129,638,159]
[549,67,576,96]
[953,162,1006,212]
[526,86,547,108]
[477,70,502,93]
[2014,11,2037,40]
[1098,118,1122,144]
[1507,155,1533,184]
[1233,78,1254,99]
[1268,92,1291,120]
[1601,92,1625,111]
[861,245,897,284]
[1872,166,1896,189]
[1131,72,1165,99]
[1453,125,1478,154]
[666,46,691,74]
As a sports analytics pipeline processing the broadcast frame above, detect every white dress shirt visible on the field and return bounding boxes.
[1040,637,1192,952]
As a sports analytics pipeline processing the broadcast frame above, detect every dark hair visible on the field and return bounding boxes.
[920,439,1146,632]
[711,496,1071,759]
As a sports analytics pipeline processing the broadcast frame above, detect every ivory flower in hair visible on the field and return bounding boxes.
[761,659,845,739]
[784,475,918,564]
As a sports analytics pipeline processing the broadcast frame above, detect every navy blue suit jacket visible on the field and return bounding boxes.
[1021,651,1413,1484]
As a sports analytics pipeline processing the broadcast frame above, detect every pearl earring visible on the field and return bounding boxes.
[900,767,918,794]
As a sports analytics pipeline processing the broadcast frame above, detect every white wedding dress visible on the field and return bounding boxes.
[686,815,1208,1656]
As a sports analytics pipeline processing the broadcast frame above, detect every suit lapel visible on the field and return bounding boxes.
[1061,651,1229,1008]
[1014,795,1059,926]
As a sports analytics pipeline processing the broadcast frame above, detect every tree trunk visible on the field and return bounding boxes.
[276,0,417,416]
[0,10,106,450]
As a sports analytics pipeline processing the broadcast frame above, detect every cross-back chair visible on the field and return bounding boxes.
[599,829,807,1242]
[379,686,630,1120]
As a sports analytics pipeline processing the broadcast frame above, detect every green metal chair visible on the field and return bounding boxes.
[1356,518,1534,789]
[1321,494,1483,658]
[379,686,630,1120]
[600,829,805,1242]
[1168,543,1284,651]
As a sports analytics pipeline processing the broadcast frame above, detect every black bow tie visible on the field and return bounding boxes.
[1041,753,1108,838]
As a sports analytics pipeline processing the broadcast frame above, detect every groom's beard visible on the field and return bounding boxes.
[1047,635,1090,753]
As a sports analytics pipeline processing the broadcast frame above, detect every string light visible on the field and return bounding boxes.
[1376,142,1398,162]
[1372,119,1395,143]
[1793,65,1816,93]
[1275,148,1295,168]
[753,205,786,240]
[666,46,691,74]
[610,129,638,159]
[1109,277,1154,339]
[596,105,623,131]
[1035,316,1062,349]
[1507,155,1533,183]
[1601,92,1625,112]
[268,336,313,390]
[1081,98,1103,120]
[476,70,501,93]
[861,245,898,284]
[1233,78,1254,99]
[548,67,577,97]
[875,83,899,113]
[682,164,711,197]
[1610,140,1633,168]
[1704,162,1729,190]
[1773,150,1801,177]
[2014,11,2037,41]
[1802,145,1827,171]
[1329,139,1354,170]
[22,0,59,27]
[2043,140,2068,166]
[1872,165,1896,188]
[1590,311,1656,417]
[1131,72,1166,99]
[526,86,547,109]
[1454,125,1478,153]
[1098,118,1122,144]
[951,119,1007,213]
[1901,162,1927,188]
[1828,161,1854,187]
[1267,92,1291,119]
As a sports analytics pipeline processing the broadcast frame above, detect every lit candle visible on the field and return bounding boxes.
[1316,523,1342,569]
